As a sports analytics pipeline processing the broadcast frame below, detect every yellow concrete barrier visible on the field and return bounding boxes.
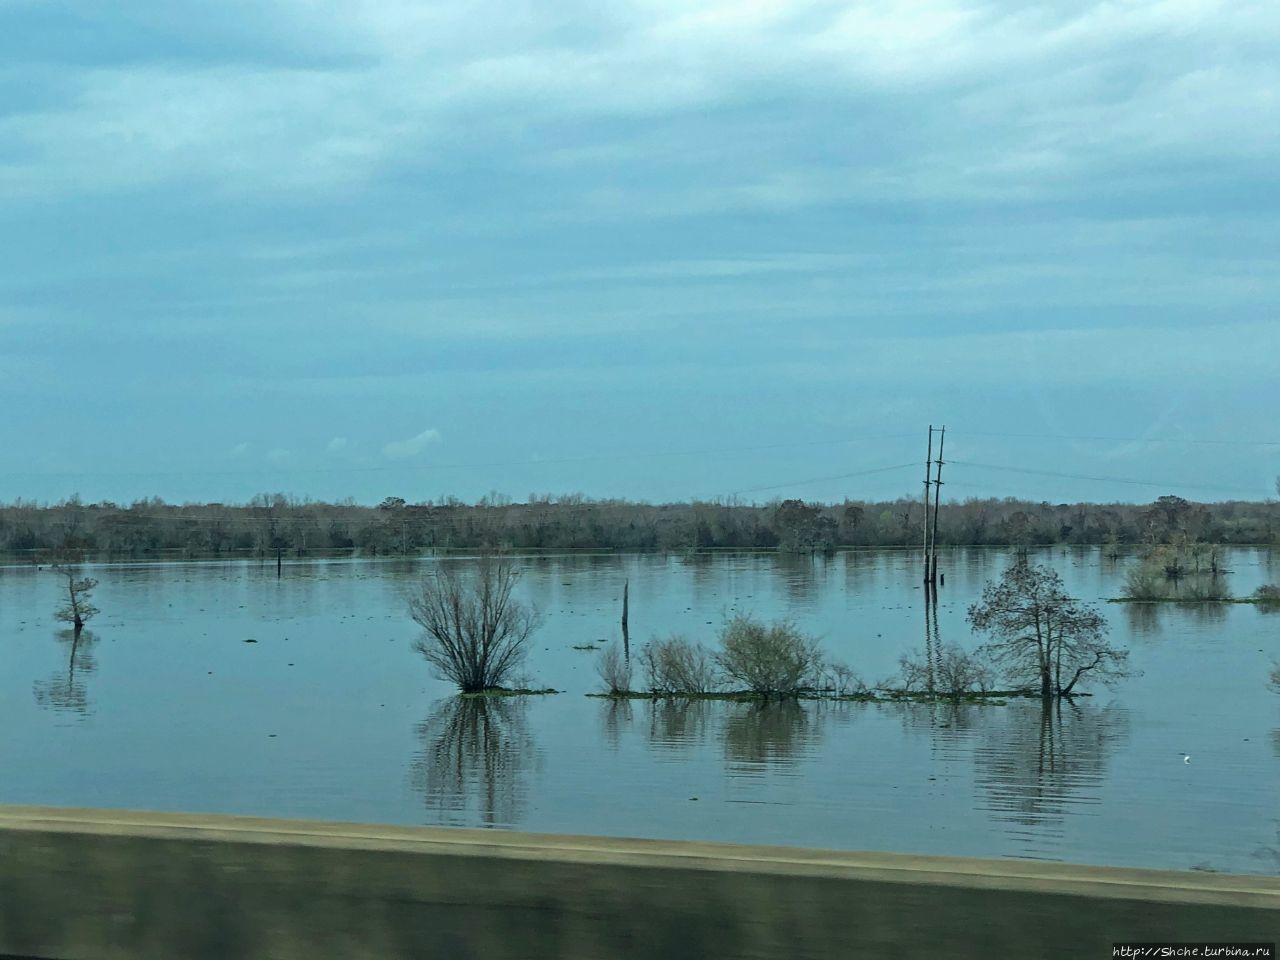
[0,805,1276,959]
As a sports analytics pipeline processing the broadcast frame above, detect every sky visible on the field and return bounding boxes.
[2,0,1277,507]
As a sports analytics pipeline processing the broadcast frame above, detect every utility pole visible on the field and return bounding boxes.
[922,425,934,584]
[621,579,630,661]
[929,426,946,586]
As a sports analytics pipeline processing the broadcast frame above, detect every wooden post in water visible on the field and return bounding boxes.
[276,547,282,578]
[621,579,630,661]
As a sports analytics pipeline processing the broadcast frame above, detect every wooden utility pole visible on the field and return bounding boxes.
[929,426,946,586]
[621,579,630,661]
[922,426,934,584]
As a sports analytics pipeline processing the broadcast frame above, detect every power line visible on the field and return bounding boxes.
[958,430,1280,448]
[729,462,917,497]
[946,459,1265,496]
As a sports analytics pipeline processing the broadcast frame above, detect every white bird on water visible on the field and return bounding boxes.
[1180,753,1192,764]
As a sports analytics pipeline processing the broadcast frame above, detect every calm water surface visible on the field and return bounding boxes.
[3,547,1278,874]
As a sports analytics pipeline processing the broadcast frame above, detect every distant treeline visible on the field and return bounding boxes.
[2,492,1276,561]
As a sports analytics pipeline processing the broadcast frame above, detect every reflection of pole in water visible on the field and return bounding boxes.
[924,590,936,697]
[930,592,942,692]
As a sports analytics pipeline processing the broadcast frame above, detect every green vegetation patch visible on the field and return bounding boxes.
[460,687,559,698]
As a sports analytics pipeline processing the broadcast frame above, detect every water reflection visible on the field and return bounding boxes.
[1174,602,1229,626]
[898,698,1130,859]
[723,701,812,767]
[773,554,825,607]
[1123,602,1162,637]
[410,696,539,828]
[973,701,1130,847]
[895,699,984,739]
[599,697,633,750]
[32,629,98,717]
[645,698,711,750]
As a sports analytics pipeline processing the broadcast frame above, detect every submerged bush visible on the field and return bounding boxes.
[408,554,542,693]
[1123,565,1164,601]
[1177,576,1231,602]
[1252,584,1280,606]
[898,643,994,698]
[638,635,720,695]
[595,641,632,694]
[714,614,823,699]
[816,660,869,697]
[1123,548,1231,601]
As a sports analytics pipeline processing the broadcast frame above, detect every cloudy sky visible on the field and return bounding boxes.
[2,0,1277,506]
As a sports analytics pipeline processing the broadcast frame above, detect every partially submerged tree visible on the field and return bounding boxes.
[715,614,824,699]
[638,635,719,695]
[408,554,542,693]
[967,561,1130,698]
[50,562,99,636]
[595,641,632,695]
[898,643,994,698]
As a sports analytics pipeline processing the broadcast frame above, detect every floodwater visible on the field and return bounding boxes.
[2,547,1278,874]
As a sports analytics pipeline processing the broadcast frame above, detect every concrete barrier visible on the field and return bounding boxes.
[0,805,1276,960]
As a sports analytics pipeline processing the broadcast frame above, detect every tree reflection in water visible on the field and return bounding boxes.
[599,696,633,750]
[972,700,1130,845]
[722,701,813,768]
[410,696,539,829]
[645,698,711,751]
[32,629,98,717]
[639,697,840,769]
[1123,602,1162,638]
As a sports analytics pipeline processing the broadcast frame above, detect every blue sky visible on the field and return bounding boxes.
[2,0,1277,506]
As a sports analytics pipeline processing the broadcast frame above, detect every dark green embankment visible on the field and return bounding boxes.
[1,806,1276,959]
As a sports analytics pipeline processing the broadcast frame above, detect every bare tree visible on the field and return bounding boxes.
[968,561,1130,698]
[898,643,994,697]
[595,641,632,694]
[50,562,99,636]
[637,635,719,695]
[408,554,542,693]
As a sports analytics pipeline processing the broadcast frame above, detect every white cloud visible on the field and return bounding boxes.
[326,436,349,453]
[382,427,442,459]
[266,447,292,464]
[229,442,250,458]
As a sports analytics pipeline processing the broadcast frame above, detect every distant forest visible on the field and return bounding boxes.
[2,492,1277,560]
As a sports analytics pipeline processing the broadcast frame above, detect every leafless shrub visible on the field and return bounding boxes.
[817,660,869,697]
[899,644,995,697]
[408,554,542,693]
[1253,584,1280,606]
[596,642,632,694]
[638,635,720,695]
